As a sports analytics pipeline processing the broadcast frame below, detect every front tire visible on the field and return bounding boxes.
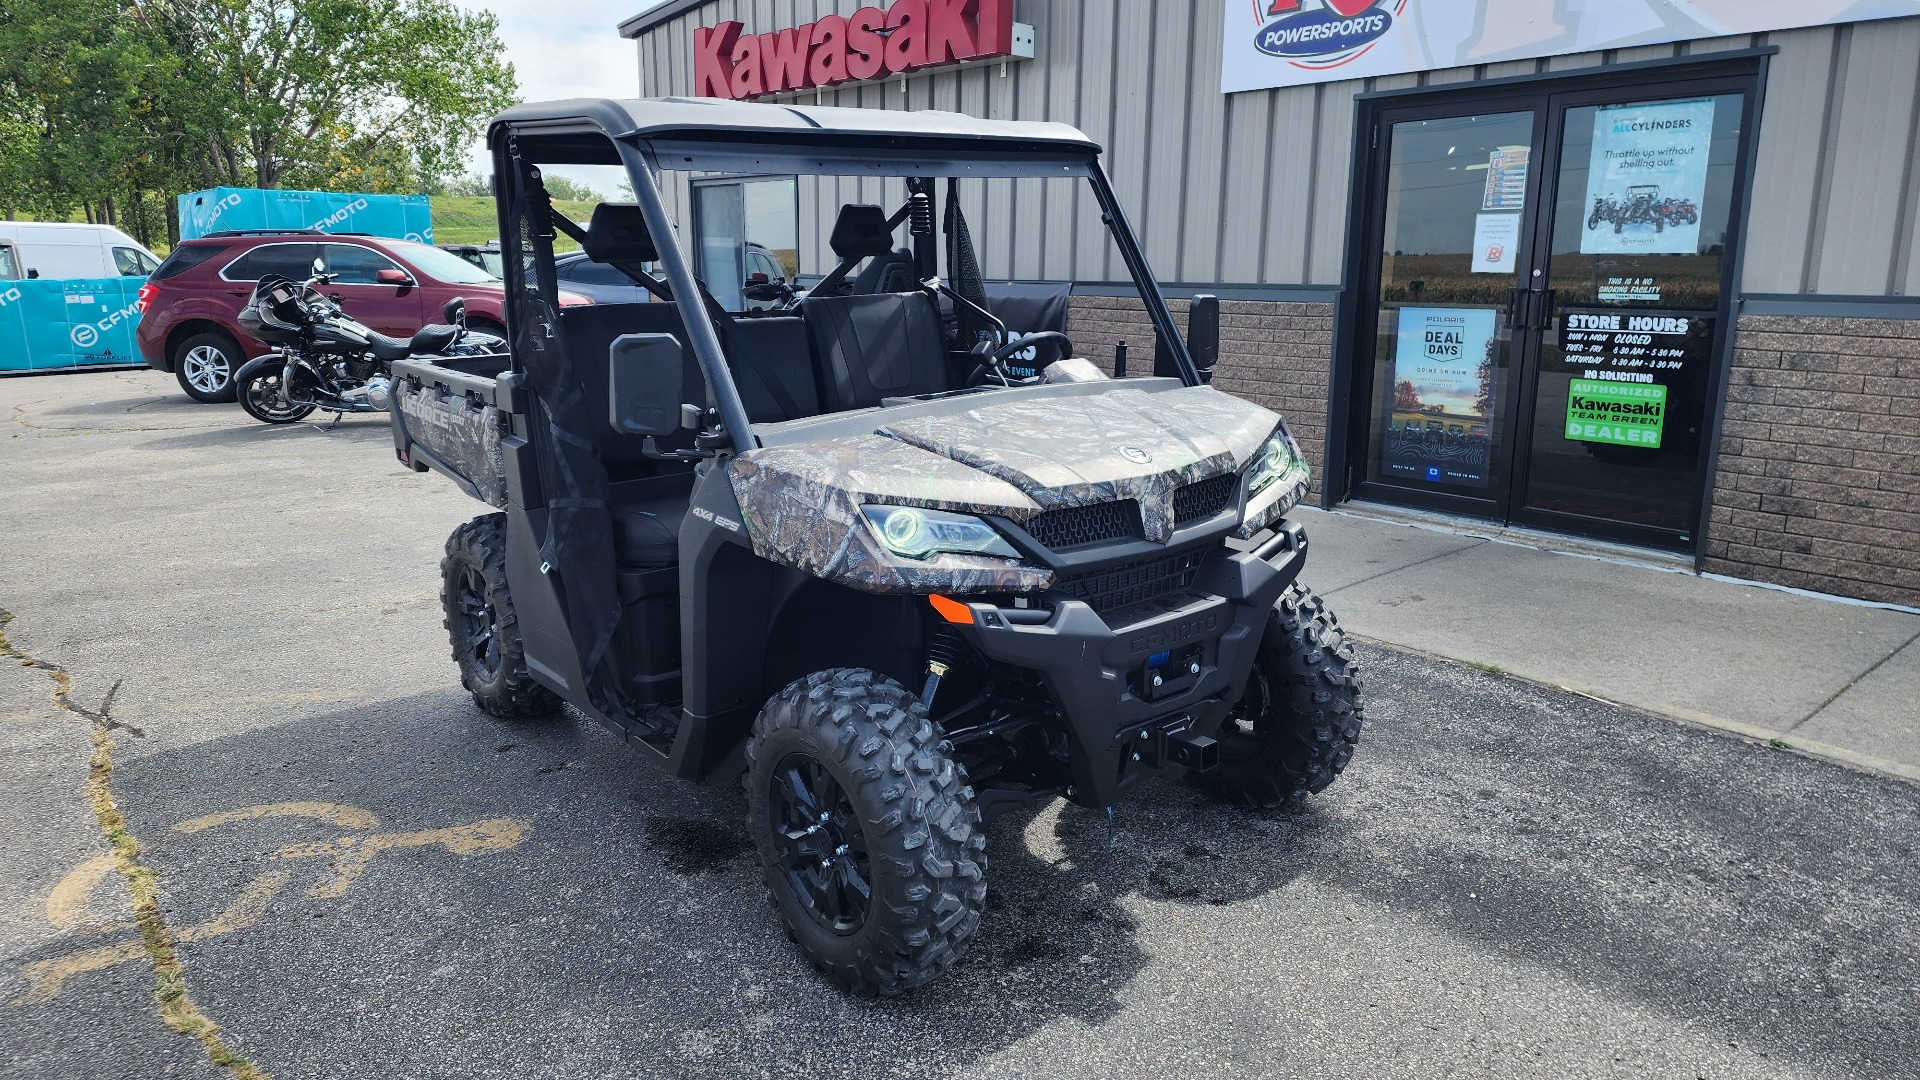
[441,514,561,719]
[746,669,986,997]
[1196,584,1363,807]
[173,332,243,403]
[235,357,318,424]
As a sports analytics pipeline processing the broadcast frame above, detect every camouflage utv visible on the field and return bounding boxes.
[390,97,1363,996]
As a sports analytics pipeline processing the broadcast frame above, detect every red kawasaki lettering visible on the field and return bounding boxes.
[762,24,814,92]
[729,33,764,97]
[974,0,1013,55]
[693,21,741,98]
[885,0,930,71]
[809,15,850,85]
[846,6,886,80]
[926,0,978,64]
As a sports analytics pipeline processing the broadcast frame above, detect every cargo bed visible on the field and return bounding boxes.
[390,353,515,508]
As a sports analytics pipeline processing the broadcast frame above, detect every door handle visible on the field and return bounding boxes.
[1537,288,1556,329]
[1505,287,1532,330]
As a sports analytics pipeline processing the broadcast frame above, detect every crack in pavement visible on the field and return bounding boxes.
[0,609,270,1080]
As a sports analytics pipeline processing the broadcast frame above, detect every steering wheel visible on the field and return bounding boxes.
[965,331,1077,388]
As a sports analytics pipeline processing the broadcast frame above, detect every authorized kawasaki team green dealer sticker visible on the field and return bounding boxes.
[1565,379,1667,448]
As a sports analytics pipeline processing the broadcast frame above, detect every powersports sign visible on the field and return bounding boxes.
[1221,0,1920,93]
[694,0,1020,100]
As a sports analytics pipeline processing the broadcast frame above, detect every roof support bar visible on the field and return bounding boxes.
[1086,160,1200,387]
[615,139,757,453]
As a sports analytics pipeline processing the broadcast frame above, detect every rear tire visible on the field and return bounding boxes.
[441,514,561,719]
[1196,584,1363,807]
[173,332,243,403]
[746,669,986,997]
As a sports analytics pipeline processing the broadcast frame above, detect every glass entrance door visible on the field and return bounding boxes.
[1350,73,1755,552]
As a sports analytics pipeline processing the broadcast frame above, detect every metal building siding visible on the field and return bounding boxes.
[630,5,1920,298]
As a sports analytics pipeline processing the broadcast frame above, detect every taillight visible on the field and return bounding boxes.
[135,282,157,313]
[556,289,594,307]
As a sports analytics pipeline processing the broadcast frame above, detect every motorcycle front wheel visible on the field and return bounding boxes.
[237,366,318,425]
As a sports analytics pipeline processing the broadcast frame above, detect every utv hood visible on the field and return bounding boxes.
[727,385,1284,595]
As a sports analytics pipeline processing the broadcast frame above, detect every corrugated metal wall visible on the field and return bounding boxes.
[633,4,1920,298]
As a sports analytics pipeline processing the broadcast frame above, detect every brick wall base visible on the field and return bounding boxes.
[1705,314,1920,607]
[1066,295,1335,496]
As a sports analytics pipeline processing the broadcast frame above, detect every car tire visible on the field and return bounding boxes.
[173,332,243,403]
[1195,584,1363,807]
[746,668,986,997]
[441,513,562,719]
[467,317,507,340]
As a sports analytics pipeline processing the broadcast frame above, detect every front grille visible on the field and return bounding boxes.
[1174,474,1239,524]
[1025,500,1143,550]
[1056,545,1211,614]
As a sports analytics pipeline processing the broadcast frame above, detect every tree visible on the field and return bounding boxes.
[539,175,606,202]
[1393,379,1422,412]
[1475,341,1496,417]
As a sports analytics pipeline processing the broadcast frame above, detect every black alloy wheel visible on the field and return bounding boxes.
[454,563,502,681]
[767,753,873,935]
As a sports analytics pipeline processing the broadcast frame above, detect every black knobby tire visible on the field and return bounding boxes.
[440,513,561,719]
[746,669,986,997]
[173,332,243,403]
[1196,584,1363,807]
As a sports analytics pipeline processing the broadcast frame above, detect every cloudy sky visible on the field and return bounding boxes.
[461,0,666,185]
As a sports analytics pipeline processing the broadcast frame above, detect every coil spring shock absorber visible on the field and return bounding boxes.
[921,627,964,708]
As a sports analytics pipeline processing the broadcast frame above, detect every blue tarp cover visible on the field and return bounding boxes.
[0,278,144,372]
[177,187,433,243]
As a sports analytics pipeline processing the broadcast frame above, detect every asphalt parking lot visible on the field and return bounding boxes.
[3,368,1917,1080]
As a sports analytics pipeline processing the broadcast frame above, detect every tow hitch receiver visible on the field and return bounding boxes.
[1133,718,1220,772]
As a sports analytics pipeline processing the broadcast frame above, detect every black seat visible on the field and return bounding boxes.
[409,323,459,354]
[725,317,818,423]
[852,248,918,294]
[366,331,412,361]
[802,292,948,412]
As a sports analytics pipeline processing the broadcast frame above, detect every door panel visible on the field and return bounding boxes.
[1515,93,1747,541]
[319,243,422,336]
[1363,111,1535,505]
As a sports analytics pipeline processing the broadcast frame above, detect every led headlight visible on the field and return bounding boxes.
[1244,427,1309,497]
[861,505,1022,561]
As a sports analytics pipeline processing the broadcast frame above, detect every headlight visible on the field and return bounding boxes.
[861,505,1022,561]
[1245,428,1308,497]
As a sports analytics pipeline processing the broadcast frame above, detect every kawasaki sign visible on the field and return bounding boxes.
[694,0,1027,100]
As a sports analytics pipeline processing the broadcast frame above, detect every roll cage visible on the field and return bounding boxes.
[489,98,1202,452]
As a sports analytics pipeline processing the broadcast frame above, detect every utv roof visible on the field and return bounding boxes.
[490,97,1100,156]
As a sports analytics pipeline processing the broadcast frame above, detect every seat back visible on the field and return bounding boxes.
[557,302,699,468]
[724,317,819,423]
[801,292,948,412]
[852,248,918,295]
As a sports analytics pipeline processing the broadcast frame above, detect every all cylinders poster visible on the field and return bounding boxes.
[1579,99,1715,256]
[1382,306,1496,488]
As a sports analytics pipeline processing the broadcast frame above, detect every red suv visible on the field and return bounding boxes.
[138,230,576,402]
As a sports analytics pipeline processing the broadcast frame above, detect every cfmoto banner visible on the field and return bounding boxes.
[1580,99,1715,256]
[177,188,434,243]
[0,278,144,372]
[1222,0,1920,94]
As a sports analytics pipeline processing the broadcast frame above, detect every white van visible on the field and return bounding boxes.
[0,222,162,280]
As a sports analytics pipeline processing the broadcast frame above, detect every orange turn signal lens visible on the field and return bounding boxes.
[928,594,972,624]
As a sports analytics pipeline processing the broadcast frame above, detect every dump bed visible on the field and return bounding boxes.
[390,353,515,508]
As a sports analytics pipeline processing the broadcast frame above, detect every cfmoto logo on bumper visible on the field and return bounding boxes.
[1129,613,1219,656]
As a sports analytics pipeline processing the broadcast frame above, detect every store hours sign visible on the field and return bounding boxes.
[1558,311,1708,450]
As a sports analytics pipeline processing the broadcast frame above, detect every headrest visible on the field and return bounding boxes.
[582,202,657,264]
[828,204,894,261]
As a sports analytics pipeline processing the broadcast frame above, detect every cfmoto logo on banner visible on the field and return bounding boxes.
[310,197,370,232]
[1255,0,1402,69]
[71,323,98,348]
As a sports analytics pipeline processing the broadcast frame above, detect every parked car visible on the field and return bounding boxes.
[137,229,584,403]
[439,242,504,278]
[0,221,161,280]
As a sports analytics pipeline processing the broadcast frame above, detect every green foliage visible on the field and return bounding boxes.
[431,194,592,253]
[0,0,519,243]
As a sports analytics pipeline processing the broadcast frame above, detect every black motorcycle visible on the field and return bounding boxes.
[233,273,504,426]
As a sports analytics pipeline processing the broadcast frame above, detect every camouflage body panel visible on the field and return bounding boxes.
[728,434,1054,596]
[880,386,1279,543]
[1235,425,1313,539]
[394,378,510,508]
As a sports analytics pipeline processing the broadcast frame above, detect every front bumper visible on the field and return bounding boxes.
[949,519,1309,807]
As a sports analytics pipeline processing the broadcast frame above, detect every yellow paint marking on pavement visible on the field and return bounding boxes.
[272,818,531,898]
[16,872,294,1006]
[173,801,381,835]
[45,854,126,932]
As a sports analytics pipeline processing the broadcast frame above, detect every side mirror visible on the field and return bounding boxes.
[26,268,38,279]
[376,267,413,286]
[1186,294,1219,383]
[441,297,467,327]
[609,333,685,437]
